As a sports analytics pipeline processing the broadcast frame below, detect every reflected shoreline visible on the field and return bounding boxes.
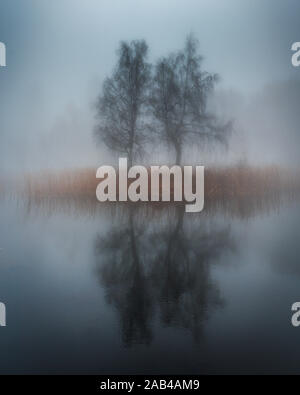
[13,191,295,221]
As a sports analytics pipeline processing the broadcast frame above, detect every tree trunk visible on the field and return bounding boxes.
[128,138,134,167]
[175,143,182,165]
[128,149,133,168]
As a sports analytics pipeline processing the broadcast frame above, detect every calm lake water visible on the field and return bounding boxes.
[0,195,300,374]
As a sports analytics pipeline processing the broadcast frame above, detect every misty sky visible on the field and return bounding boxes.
[1,0,300,171]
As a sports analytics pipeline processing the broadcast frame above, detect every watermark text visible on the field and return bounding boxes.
[0,302,6,327]
[0,42,6,67]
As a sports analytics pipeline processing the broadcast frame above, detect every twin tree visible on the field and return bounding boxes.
[95,35,231,166]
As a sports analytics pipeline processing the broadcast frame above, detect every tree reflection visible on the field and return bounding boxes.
[94,206,235,345]
[95,207,153,345]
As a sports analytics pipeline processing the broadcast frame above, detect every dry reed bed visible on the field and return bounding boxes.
[22,165,300,201]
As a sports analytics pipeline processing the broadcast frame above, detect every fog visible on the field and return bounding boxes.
[1,0,300,173]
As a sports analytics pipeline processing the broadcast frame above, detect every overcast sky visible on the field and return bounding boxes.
[1,0,300,171]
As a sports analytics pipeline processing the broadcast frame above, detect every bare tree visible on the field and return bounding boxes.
[150,34,231,164]
[95,40,151,166]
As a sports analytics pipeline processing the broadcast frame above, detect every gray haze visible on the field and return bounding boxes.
[1,0,300,172]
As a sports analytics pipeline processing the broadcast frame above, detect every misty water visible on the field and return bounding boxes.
[0,195,300,375]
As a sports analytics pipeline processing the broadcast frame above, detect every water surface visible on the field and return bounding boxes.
[0,195,299,374]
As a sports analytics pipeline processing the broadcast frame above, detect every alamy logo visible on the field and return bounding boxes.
[96,158,204,213]
[0,302,6,326]
[0,42,6,67]
[291,42,300,67]
[291,302,300,327]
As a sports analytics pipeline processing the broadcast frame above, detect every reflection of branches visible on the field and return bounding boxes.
[151,208,233,340]
[95,209,153,346]
[94,208,235,345]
